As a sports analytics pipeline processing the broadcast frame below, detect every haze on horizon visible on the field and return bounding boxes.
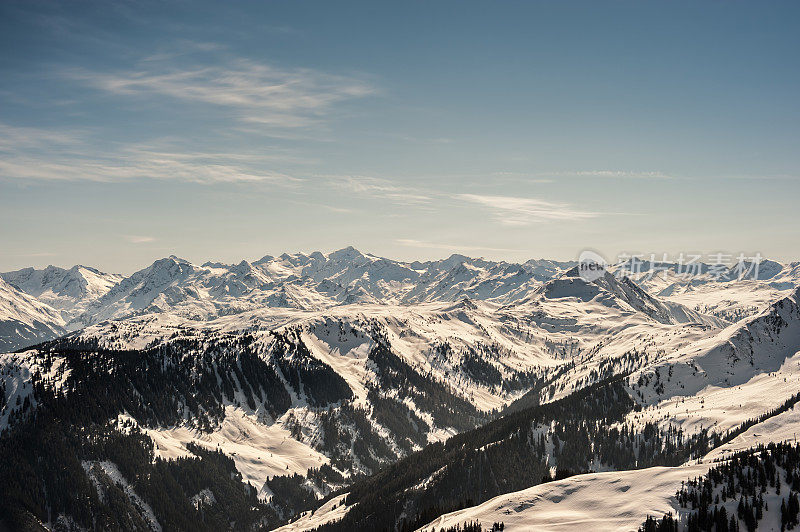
[1,0,798,274]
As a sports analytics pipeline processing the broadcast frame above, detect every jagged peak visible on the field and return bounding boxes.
[445,253,469,263]
[229,259,256,275]
[328,246,367,261]
[142,256,197,276]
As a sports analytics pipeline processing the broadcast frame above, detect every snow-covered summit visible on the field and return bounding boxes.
[523,266,722,327]
[0,264,122,320]
[0,277,66,351]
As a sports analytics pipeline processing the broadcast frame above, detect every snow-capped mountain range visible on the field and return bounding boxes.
[0,264,123,320]
[0,248,574,350]
[2,247,798,353]
[2,248,800,530]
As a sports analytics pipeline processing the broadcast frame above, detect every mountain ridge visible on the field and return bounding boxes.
[2,248,798,353]
[2,249,800,530]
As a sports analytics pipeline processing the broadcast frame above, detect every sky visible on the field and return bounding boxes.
[1,0,798,274]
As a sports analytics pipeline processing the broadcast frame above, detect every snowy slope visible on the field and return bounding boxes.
[617,260,800,323]
[526,267,725,326]
[272,494,351,532]
[118,409,330,498]
[622,286,800,438]
[1,264,122,321]
[417,464,710,532]
[0,278,66,351]
[72,268,723,415]
[418,404,800,532]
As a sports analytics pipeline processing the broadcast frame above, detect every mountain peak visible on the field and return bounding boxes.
[144,256,197,278]
[329,246,365,260]
[438,253,470,270]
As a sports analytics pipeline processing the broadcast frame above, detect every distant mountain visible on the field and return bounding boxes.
[6,250,797,338]
[0,277,66,351]
[614,259,800,323]
[630,285,800,407]
[525,266,724,326]
[51,249,579,329]
[0,264,122,321]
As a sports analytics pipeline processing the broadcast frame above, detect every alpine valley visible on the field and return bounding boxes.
[2,248,800,531]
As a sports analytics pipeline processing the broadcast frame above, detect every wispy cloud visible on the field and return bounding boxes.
[65,52,376,134]
[556,170,670,179]
[489,171,555,184]
[0,123,86,150]
[550,170,800,181]
[396,238,523,253]
[319,204,354,214]
[124,235,156,244]
[456,193,597,225]
[321,174,432,205]
[288,199,354,214]
[0,124,301,184]
[0,45,377,184]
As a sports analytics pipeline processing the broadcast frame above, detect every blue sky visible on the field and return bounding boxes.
[1,1,798,273]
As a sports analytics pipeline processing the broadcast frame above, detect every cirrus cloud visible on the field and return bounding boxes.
[396,238,523,253]
[65,51,377,134]
[0,123,301,184]
[124,235,156,244]
[456,193,597,225]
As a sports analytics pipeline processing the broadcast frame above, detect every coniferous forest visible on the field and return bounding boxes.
[3,323,800,532]
[641,442,800,532]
